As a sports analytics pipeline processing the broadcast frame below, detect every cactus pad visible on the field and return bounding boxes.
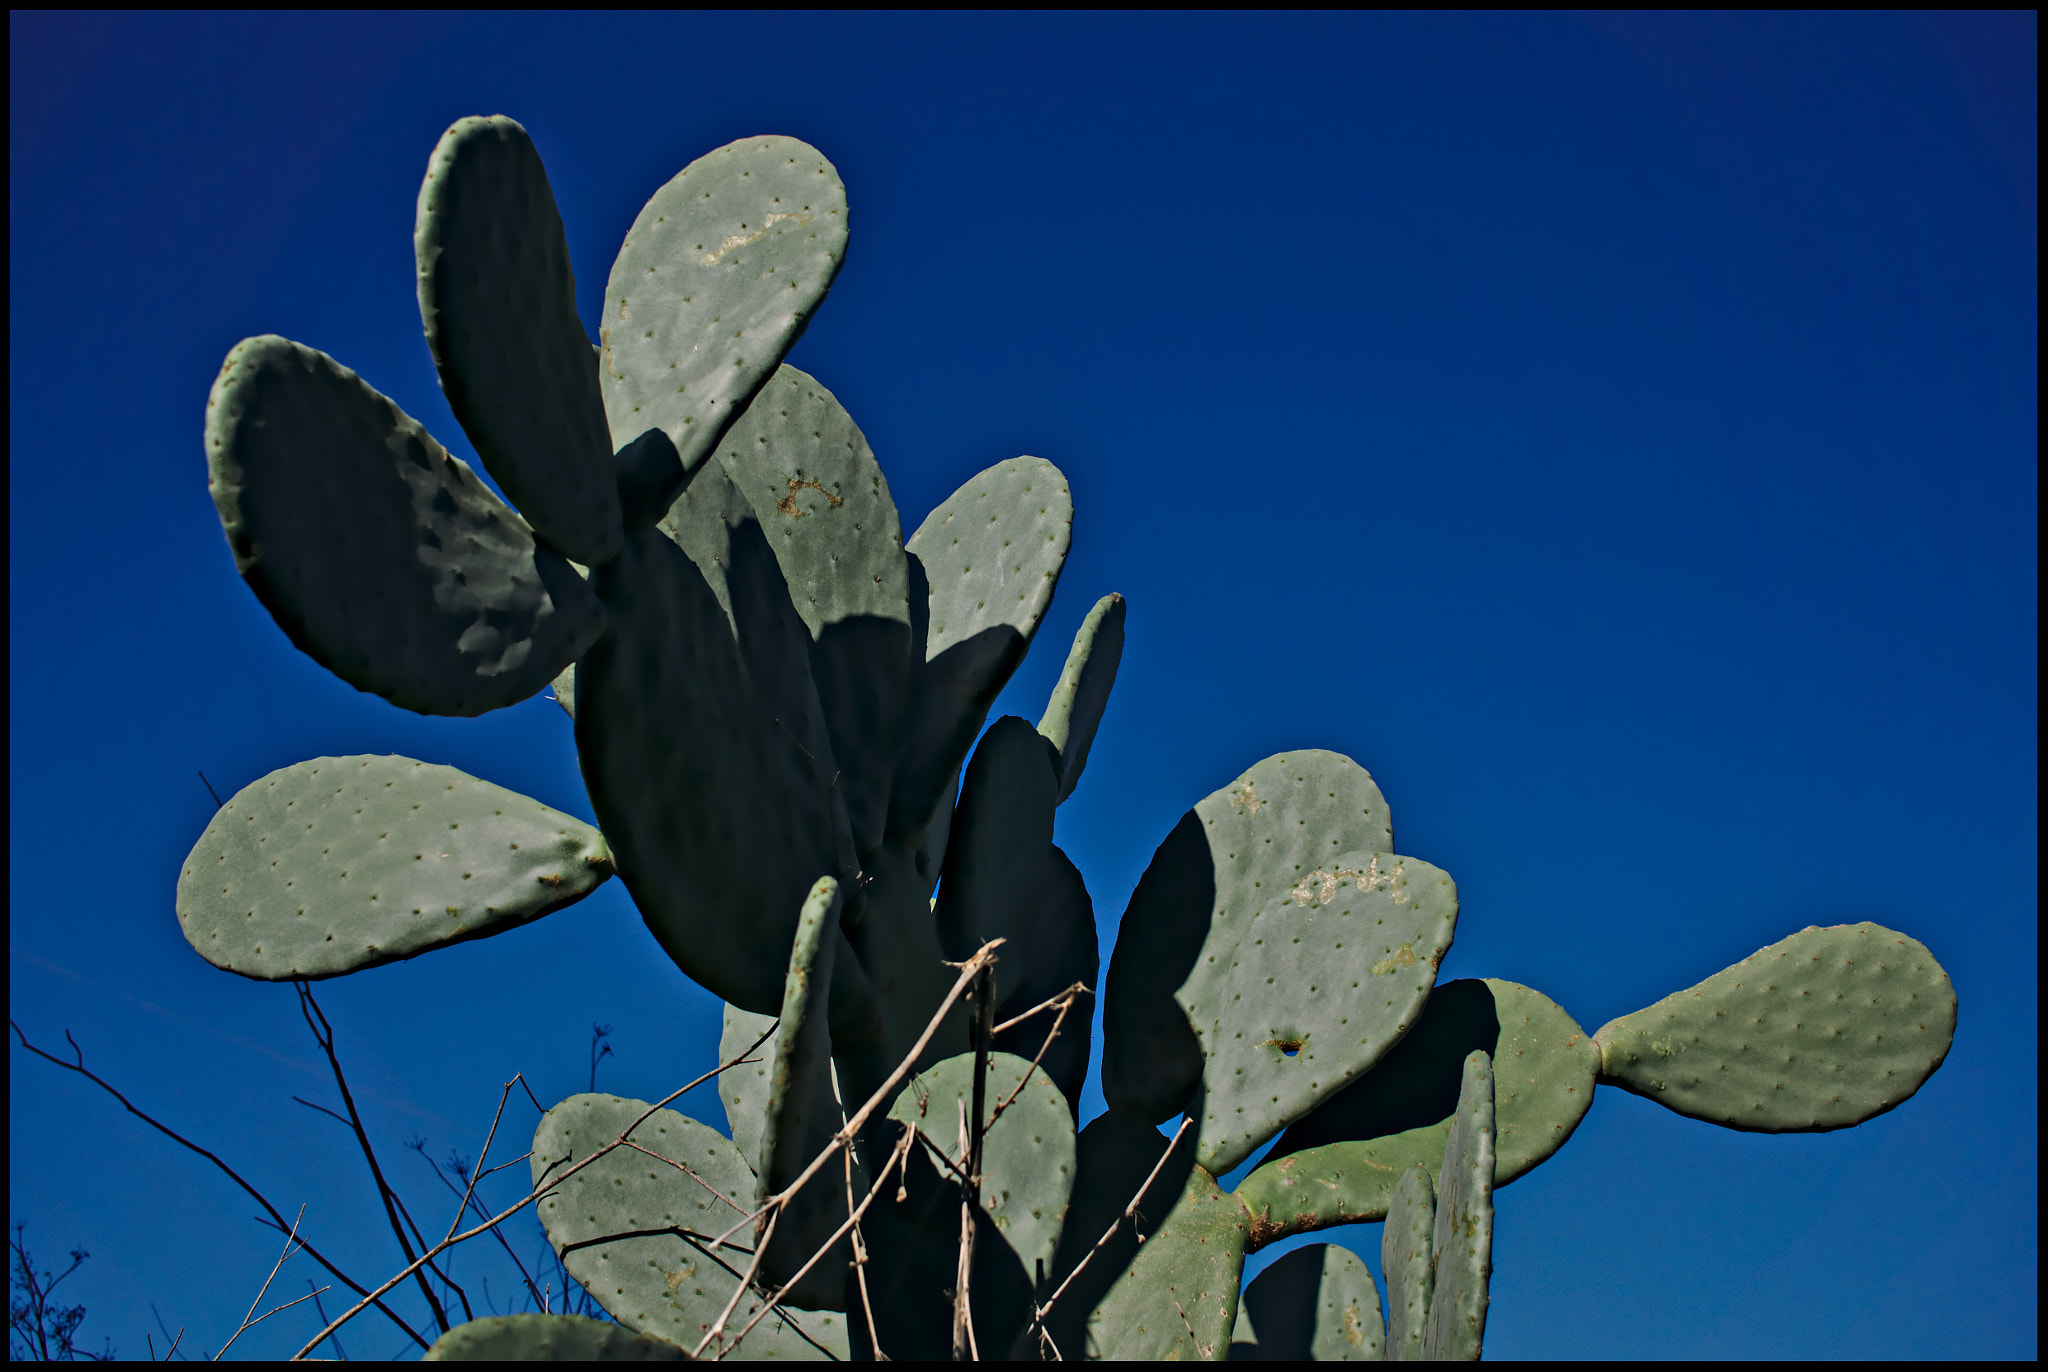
[1382,1165,1435,1361]
[415,116,621,566]
[1593,922,1957,1132]
[1230,1242,1384,1361]
[600,136,846,478]
[891,457,1073,840]
[885,1049,1077,1290]
[717,365,912,855]
[176,755,612,981]
[576,523,838,1013]
[1038,592,1125,805]
[1103,751,1404,1135]
[754,878,853,1309]
[1422,1050,1493,1361]
[423,1313,687,1360]
[1239,979,1595,1239]
[205,335,606,716]
[932,716,1099,1106]
[530,1093,849,1358]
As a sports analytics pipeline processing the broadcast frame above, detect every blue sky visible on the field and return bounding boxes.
[10,11,2035,1360]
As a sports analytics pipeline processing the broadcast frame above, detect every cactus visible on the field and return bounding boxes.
[178,115,1960,1360]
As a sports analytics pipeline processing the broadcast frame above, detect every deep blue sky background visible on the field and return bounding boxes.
[10,11,2035,1360]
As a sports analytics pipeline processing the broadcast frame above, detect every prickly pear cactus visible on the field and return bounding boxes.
[178,114,1960,1360]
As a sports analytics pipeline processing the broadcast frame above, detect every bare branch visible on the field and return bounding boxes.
[290,1015,784,1359]
[214,1205,307,1360]
[991,984,1089,1121]
[992,981,1092,1037]
[294,982,451,1333]
[1031,1115,1194,1336]
[9,1020,431,1352]
[691,941,1006,1360]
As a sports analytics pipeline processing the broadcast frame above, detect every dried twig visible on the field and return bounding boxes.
[8,1021,432,1352]
[1029,1115,1195,1351]
[991,982,1090,1121]
[689,941,1005,1359]
[214,1205,324,1360]
[290,1016,783,1359]
[294,982,452,1333]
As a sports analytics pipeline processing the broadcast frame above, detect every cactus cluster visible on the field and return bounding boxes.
[178,117,1959,1361]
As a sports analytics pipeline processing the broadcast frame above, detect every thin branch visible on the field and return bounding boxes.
[294,982,451,1333]
[991,984,1089,1121]
[721,1125,917,1358]
[992,981,1092,1037]
[214,1205,308,1360]
[1031,1115,1194,1333]
[291,1016,785,1360]
[690,940,1005,1360]
[9,1021,431,1352]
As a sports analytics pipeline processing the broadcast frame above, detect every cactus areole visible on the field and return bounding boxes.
[182,117,1959,1362]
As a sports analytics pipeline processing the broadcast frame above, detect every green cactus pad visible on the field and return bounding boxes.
[1033,1108,1196,1359]
[175,755,612,981]
[600,136,847,479]
[890,457,1074,842]
[1038,592,1125,805]
[755,878,852,1309]
[656,455,842,836]
[1237,979,1596,1242]
[885,1049,1077,1290]
[423,1313,688,1360]
[576,522,839,1014]
[717,365,912,855]
[613,427,688,533]
[205,336,606,716]
[1229,1243,1384,1361]
[415,116,621,566]
[720,1004,781,1171]
[530,1093,849,1359]
[1190,844,1456,1174]
[934,717,1097,1108]
[1081,1159,1247,1361]
[1422,1051,1493,1362]
[1593,922,1957,1132]
[1103,751,1404,1137]
[1382,1165,1435,1362]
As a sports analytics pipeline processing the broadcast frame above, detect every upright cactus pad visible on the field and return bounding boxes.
[1231,1243,1384,1360]
[1103,750,1448,1173]
[600,137,847,476]
[1422,1051,1494,1361]
[415,115,622,567]
[182,115,1962,1362]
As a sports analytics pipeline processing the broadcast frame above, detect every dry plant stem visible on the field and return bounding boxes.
[290,1018,783,1360]
[845,1141,885,1361]
[294,982,451,1334]
[954,964,995,1361]
[990,981,1091,1038]
[1031,1116,1195,1332]
[691,942,1006,1360]
[991,984,1088,1121]
[214,1204,311,1360]
[8,1020,432,1353]
[720,1124,917,1358]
